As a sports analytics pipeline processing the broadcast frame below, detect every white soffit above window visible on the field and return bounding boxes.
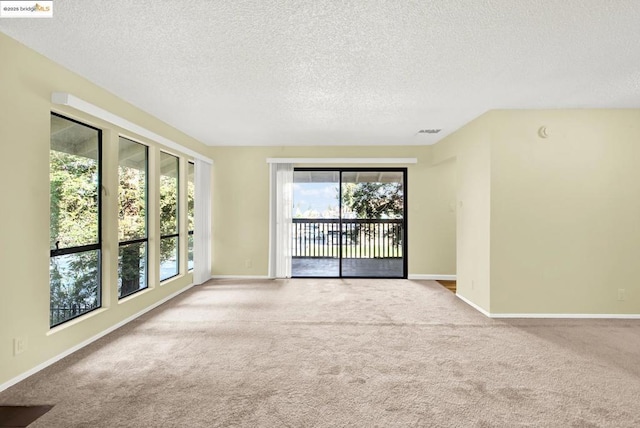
[266,158,417,164]
[51,92,213,164]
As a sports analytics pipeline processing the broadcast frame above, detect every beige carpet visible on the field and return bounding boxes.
[2,279,639,427]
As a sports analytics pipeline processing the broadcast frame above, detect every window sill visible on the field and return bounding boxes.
[47,307,109,336]
[160,273,184,286]
[118,287,152,304]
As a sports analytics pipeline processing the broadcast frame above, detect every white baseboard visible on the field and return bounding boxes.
[408,274,457,281]
[488,313,640,319]
[456,293,640,319]
[456,293,491,317]
[210,275,271,280]
[0,282,195,393]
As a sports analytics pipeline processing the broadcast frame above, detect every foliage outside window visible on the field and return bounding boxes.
[118,137,148,298]
[187,161,194,271]
[159,152,179,281]
[49,114,102,327]
[341,174,404,249]
[341,182,404,219]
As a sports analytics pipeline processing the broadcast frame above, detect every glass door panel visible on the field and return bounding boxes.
[341,170,405,278]
[291,170,340,277]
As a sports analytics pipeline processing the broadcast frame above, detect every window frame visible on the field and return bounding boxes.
[187,161,195,272]
[49,112,103,327]
[159,151,180,281]
[117,136,149,299]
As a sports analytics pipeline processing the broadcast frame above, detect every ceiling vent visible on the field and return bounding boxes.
[417,129,441,134]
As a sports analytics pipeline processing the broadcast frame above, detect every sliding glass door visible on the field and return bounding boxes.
[292,168,407,278]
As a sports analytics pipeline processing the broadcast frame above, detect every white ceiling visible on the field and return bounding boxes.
[2,1,640,147]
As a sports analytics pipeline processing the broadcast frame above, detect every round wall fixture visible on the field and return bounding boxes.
[538,126,549,138]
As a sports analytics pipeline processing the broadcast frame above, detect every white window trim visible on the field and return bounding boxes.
[51,92,213,165]
[266,158,417,164]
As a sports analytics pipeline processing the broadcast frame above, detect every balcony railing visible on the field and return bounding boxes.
[50,303,98,327]
[292,218,403,258]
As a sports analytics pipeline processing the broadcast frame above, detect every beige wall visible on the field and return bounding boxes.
[434,114,492,311]
[0,33,209,387]
[209,145,457,277]
[490,109,640,314]
[438,109,640,315]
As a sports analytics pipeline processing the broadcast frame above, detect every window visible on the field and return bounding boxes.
[118,137,148,298]
[49,113,102,327]
[159,152,179,280]
[187,161,195,271]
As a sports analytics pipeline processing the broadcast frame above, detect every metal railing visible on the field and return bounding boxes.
[50,303,98,326]
[292,218,403,259]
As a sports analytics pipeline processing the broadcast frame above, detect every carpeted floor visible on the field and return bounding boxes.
[1,279,639,427]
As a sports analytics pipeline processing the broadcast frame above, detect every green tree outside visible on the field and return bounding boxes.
[49,148,100,325]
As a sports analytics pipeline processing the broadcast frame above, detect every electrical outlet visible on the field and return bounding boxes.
[618,289,626,301]
[471,280,475,290]
[13,337,27,356]
[245,259,252,269]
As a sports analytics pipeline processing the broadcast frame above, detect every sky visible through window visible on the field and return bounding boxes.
[293,182,338,218]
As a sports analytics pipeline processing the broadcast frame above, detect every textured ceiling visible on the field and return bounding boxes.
[2,1,640,146]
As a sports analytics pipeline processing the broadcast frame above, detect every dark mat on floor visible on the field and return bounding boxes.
[0,405,53,427]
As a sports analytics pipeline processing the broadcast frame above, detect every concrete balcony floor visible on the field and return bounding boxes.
[292,257,404,278]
